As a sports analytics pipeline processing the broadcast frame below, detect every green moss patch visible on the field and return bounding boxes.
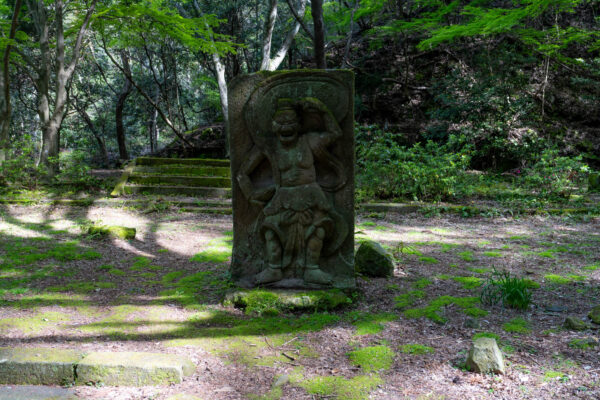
[399,344,435,355]
[348,345,394,372]
[413,278,432,289]
[483,251,502,257]
[293,374,383,400]
[458,251,474,262]
[419,256,439,264]
[87,225,136,240]
[502,317,531,334]
[452,276,483,289]
[403,296,487,324]
[394,290,425,309]
[544,274,573,285]
[472,332,501,342]
[0,311,71,334]
[345,311,397,335]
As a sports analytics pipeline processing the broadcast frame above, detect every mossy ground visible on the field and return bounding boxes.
[1,201,599,399]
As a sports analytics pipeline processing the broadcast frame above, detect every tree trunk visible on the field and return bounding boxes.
[260,0,278,71]
[0,0,22,165]
[115,51,132,161]
[148,87,159,153]
[311,0,327,69]
[77,105,109,167]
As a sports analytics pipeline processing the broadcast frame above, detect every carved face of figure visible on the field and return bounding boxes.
[272,109,300,145]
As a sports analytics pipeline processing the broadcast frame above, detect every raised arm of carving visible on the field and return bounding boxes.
[299,97,342,146]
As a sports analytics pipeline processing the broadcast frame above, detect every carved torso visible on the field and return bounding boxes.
[276,136,316,187]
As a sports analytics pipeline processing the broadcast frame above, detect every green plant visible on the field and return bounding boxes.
[480,268,533,310]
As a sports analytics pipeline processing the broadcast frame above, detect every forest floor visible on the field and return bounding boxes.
[1,199,599,400]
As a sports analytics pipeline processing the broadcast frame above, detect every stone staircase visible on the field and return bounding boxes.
[111,157,231,198]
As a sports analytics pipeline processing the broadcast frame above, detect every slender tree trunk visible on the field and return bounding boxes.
[115,51,132,161]
[311,0,327,69]
[148,87,159,153]
[0,0,23,165]
[30,0,97,176]
[260,0,278,71]
[76,105,109,166]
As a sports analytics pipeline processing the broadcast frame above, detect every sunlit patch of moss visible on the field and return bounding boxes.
[508,235,529,241]
[543,370,567,382]
[544,274,572,285]
[403,296,487,324]
[394,290,425,309]
[502,317,531,334]
[468,267,491,274]
[46,281,116,293]
[478,240,491,247]
[396,245,422,256]
[345,311,397,335]
[0,311,71,334]
[440,243,460,252]
[419,256,438,264]
[107,268,125,276]
[538,251,556,259]
[157,249,169,254]
[583,263,600,271]
[191,234,233,264]
[452,276,483,290]
[436,274,452,280]
[348,345,394,372]
[0,292,88,309]
[483,251,502,257]
[413,278,432,289]
[399,344,435,355]
[458,251,474,262]
[130,256,151,271]
[293,374,383,400]
[77,305,148,337]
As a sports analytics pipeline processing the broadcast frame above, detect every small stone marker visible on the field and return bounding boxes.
[588,305,600,324]
[229,70,355,289]
[466,338,505,374]
[355,240,394,278]
[0,347,84,385]
[76,352,195,386]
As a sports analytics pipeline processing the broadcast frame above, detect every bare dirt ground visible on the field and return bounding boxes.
[1,202,599,400]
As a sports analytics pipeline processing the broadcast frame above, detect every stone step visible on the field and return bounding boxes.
[123,185,231,197]
[0,385,76,400]
[135,157,229,167]
[0,348,195,387]
[134,165,231,177]
[76,352,195,386]
[128,174,231,188]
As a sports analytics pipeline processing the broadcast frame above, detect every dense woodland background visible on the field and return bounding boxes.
[0,0,598,203]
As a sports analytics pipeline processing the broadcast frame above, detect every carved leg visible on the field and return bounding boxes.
[256,230,283,284]
[304,227,332,285]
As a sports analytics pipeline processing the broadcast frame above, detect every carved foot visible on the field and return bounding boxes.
[304,266,332,285]
[255,265,283,285]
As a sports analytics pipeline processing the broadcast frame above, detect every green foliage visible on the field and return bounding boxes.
[522,149,590,198]
[480,269,534,310]
[356,125,471,201]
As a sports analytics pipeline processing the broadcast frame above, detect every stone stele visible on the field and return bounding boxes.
[229,70,355,289]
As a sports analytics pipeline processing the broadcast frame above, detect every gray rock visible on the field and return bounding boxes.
[355,240,394,278]
[466,338,505,374]
[273,374,289,388]
[0,347,84,385]
[76,352,195,386]
[564,316,589,331]
[545,305,567,313]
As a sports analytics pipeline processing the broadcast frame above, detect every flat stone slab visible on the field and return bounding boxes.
[0,347,84,385]
[76,352,195,386]
[224,289,351,313]
[0,385,77,400]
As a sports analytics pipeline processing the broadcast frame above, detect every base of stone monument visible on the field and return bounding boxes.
[234,276,356,290]
[223,288,353,313]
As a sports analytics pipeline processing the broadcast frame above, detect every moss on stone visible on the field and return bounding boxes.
[87,225,136,240]
[355,240,394,278]
[0,311,71,334]
[0,347,84,385]
[224,289,351,315]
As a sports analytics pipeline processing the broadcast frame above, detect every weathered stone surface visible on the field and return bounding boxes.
[224,289,351,313]
[229,71,355,289]
[589,305,600,324]
[355,240,394,278]
[0,347,83,385]
[466,338,505,374]
[0,385,77,400]
[564,316,589,331]
[76,352,195,386]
